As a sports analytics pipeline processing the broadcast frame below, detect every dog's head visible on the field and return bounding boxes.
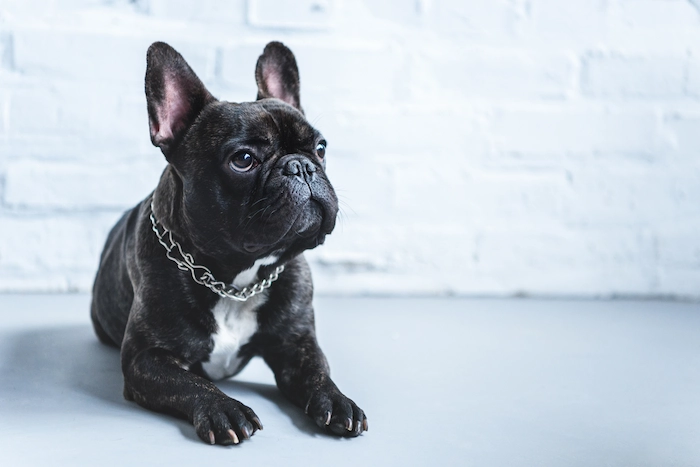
[146,41,338,264]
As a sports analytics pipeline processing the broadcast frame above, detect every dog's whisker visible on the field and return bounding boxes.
[239,204,271,230]
[199,230,227,250]
[250,197,269,208]
[310,113,324,126]
[337,199,356,217]
[264,208,279,222]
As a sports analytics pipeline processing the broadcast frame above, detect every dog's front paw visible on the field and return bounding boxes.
[192,397,263,445]
[305,386,368,437]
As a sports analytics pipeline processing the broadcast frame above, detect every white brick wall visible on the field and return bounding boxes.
[0,0,699,298]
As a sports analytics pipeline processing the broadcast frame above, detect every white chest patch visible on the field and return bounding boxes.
[201,256,277,381]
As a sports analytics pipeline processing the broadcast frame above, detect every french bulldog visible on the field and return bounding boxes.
[90,41,367,445]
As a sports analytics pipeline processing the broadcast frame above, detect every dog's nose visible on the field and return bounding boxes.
[283,158,316,180]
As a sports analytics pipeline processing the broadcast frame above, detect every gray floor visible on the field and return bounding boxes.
[1,295,699,466]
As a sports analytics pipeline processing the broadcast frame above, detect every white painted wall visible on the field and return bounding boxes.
[1,0,699,298]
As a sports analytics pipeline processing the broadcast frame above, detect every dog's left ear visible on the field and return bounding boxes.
[255,41,302,112]
[145,42,216,158]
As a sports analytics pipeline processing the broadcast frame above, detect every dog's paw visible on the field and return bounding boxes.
[192,397,263,445]
[304,386,368,437]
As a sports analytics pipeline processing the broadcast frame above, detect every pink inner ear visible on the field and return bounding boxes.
[264,68,289,104]
[153,74,188,146]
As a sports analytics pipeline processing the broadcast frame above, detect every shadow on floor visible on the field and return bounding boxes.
[0,325,126,409]
[218,379,326,437]
[0,324,329,441]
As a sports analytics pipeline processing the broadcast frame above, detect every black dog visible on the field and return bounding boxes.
[90,41,367,445]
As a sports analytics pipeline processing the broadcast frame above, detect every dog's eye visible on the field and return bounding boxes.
[315,142,326,159]
[229,152,256,172]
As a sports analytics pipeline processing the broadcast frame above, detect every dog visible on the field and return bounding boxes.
[90,41,367,445]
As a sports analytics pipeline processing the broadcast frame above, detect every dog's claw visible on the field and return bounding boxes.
[228,429,240,445]
[252,416,263,431]
[363,418,368,431]
[242,425,251,440]
[208,431,215,445]
[306,388,366,437]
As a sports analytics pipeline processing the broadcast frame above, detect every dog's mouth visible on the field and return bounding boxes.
[242,199,334,254]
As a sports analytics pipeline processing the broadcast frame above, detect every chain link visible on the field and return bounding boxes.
[149,201,284,302]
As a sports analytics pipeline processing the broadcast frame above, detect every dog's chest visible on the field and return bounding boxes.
[201,294,265,380]
[200,257,276,381]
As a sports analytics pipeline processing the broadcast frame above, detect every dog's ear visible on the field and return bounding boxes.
[255,41,302,111]
[145,42,215,157]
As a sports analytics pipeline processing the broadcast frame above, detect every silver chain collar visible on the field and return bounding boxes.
[149,200,284,302]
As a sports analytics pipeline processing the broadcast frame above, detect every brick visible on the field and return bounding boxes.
[686,58,700,97]
[299,40,406,108]
[0,133,155,169]
[12,31,215,87]
[418,47,575,101]
[309,223,479,295]
[4,159,166,210]
[0,33,14,70]
[581,54,686,98]
[247,0,334,29]
[479,150,566,171]
[0,92,7,136]
[12,29,147,83]
[307,224,395,290]
[462,170,568,226]
[0,271,79,293]
[606,0,700,53]
[317,109,488,157]
[561,166,700,227]
[148,0,245,24]
[492,106,659,154]
[473,227,658,296]
[386,157,470,225]
[425,0,522,41]
[664,112,700,160]
[387,162,569,227]
[7,81,147,138]
[613,0,700,30]
[657,268,700,298]
[218,43,270,96]
[363,0,425,27]
[526,0,609,48]
[657,225,700,269]
[321,153,394,223]
[0,214,120,274]
[3,0,103,14]
[4,78,159,162]
[7,85,62,134]
[1,0,55,17]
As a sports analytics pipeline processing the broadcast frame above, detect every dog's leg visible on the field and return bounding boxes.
[121,338,262,445]
[262,332,367,437]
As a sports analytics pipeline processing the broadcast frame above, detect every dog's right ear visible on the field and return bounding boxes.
[255,41,302,111]
[145,42,215,158]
